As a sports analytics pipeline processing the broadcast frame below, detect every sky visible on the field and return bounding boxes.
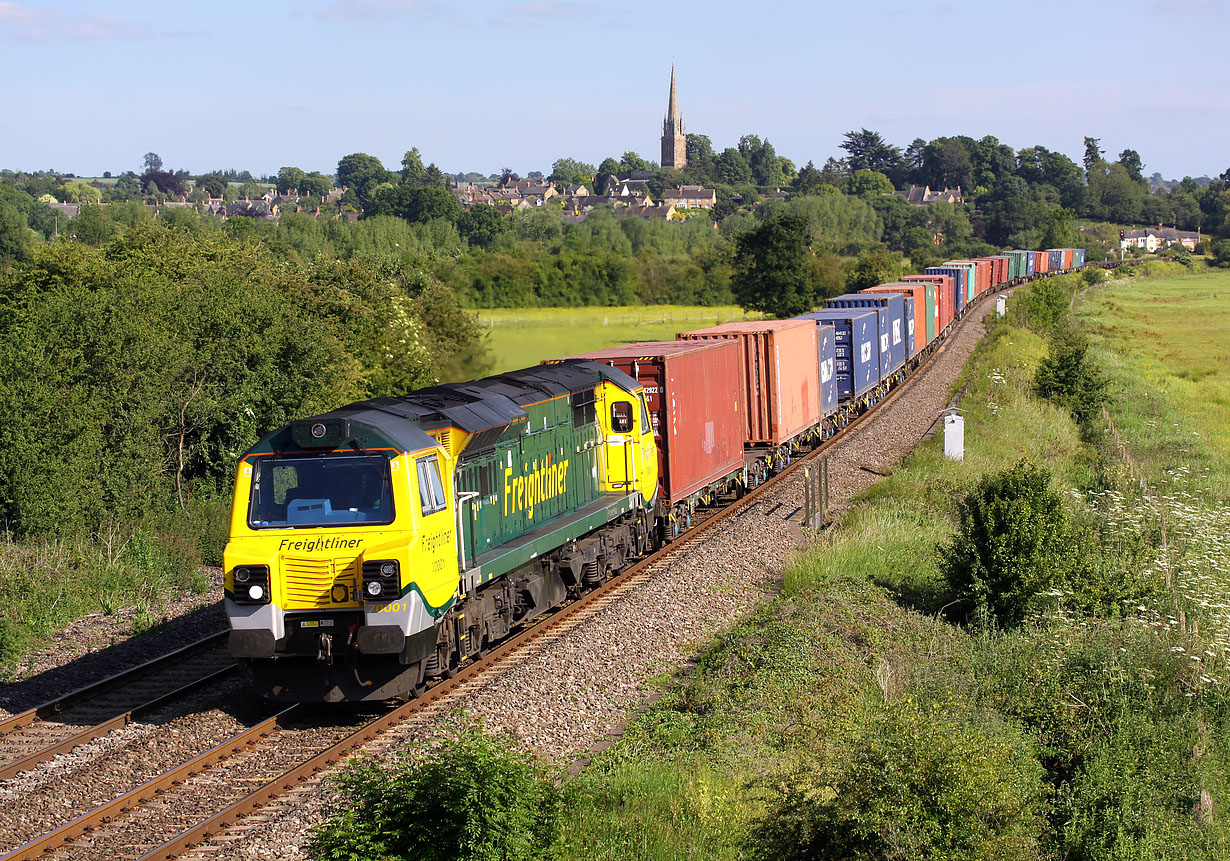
[1,0,1226,181]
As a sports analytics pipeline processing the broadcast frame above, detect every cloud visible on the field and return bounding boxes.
[0,3,150,39]
[318,0,439,21]
[1154,0,1217,13]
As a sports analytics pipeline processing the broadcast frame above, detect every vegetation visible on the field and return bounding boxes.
[306,719,560,861]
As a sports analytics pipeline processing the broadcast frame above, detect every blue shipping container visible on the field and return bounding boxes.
[926,266,967,313]
[824,293,906,378]
[817,323,838,418]
[1048,250,1063,270]
[792,310,879,399]
[902,296,916,358]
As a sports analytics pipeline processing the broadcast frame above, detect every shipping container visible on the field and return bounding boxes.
[1061,249,1073,269]
[557,340,744,507]
[904,274,954,333]
[816,324,838,418]
[862,281,936,349]
[792,310,879,400]
[925,266,966,316]
[1034,249,1049,274]
[942,261,979,304]
[1075,248,1086,267]
[901,296,916,357]
[1048,249,1063,270]
[824,292,906,378]
[1018,250,1035,276]
[677,319,820,447]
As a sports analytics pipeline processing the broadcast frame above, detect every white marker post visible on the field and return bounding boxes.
[943,408,965,461]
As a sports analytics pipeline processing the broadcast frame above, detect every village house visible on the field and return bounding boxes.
[660,185,716,209]
[1120,225,1201,252]
[896,185,964,206]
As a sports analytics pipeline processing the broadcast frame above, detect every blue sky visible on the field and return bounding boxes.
[2,0,1225,180]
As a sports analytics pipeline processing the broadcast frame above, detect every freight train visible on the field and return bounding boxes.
[223,248,1084,702]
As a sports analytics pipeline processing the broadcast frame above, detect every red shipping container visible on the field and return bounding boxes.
[1062,249,1074,269]
[1034,251,1049,274]
[978,256,1005,286]
[861,284,928,357]
[557,340,744,507]
[973,260,991,295]
[902,274,953,332]
[678,319,820,447]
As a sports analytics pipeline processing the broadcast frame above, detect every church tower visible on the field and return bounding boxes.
[661,65,686,169]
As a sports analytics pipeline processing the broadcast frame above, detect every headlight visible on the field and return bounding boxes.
[361,559,400,602]
[230,564,271,605]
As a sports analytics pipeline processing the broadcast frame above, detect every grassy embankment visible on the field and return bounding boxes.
[544,269,1230,860]
[477,305,762,374]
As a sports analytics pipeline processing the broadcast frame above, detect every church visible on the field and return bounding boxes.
[660,65,686,169]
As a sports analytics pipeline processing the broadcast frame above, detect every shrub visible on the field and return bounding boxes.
[306,719,560,861]
[1034,328,1107,430]
[940,461,1071,628]
[747,702,1047,861]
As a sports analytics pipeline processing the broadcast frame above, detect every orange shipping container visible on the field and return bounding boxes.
[1034,251,1049,274]
[677,319,820,447]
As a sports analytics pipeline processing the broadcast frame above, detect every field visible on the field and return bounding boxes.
[1077,268,1230,500]
[476,305,762,374]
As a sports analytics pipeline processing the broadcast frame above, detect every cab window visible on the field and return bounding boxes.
[417,456,448,515]
[611,401,632,433]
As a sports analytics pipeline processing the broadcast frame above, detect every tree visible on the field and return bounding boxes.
[277,166,305,195]
[141,170,184,198]
[64,181,101,204]
[715,148,753,185]
[196,174,227,198]
[731,211,814,318]
[793,160,823,195]
[142,152,163,173]
[846,248,901,291]
[367,184,459,224]
[300,171,333,198]
[922,137,973,191]
[980,175,1035,246]
[840,129,902,180]
[548,157,595,186]
[846,169,893,199]
[401,148,427,183]
[1118,148,1144,183]
[1082,136,1104,176]
[336,153,394,208]
[0,202,30,266]
[457,204,506,249]
[594,157,620,194]
[70,204,116,245]
[618,151,651,175]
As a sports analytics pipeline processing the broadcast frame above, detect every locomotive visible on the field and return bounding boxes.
[223,248,1084,702]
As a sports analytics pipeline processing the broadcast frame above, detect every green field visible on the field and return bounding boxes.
[1077,269,1230,500]
[476,305,763,374]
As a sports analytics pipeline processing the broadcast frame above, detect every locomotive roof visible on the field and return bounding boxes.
[242,361,641,457]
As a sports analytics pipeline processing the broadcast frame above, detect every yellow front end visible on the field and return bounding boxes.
[224,445,460,666]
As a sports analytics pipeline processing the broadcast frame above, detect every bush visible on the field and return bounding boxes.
[747,702,1047,861]
[1211,238,1230,268]
[306,719,561,861]
[1034,328,1107,430]
[940,461,1072,628]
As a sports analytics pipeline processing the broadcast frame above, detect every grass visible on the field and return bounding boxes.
[476,305,762,374]
[1076,268,1230,501]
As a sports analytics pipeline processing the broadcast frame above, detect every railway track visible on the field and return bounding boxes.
[0,286,1005,861]
[0,633,234,782]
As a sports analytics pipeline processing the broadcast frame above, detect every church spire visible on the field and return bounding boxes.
[661,64,686,169]
[666,63,679,126]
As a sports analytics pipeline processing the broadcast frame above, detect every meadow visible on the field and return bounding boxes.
[475,305,762,373]
[1077,268,1230,501]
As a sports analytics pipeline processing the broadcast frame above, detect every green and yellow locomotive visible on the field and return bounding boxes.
[224,362,658,702]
